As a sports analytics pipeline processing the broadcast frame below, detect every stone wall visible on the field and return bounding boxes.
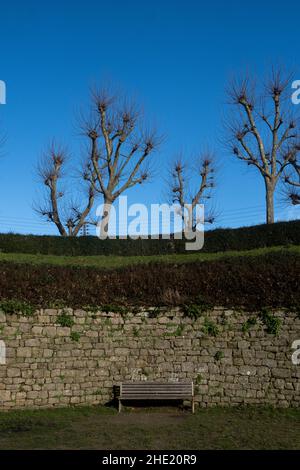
[0,307,299,409]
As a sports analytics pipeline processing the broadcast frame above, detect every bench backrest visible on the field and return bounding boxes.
[120,381,193,399]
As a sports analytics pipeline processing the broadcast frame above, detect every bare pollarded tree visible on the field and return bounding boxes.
[80,88,162,235]
[170,152,216,230]
[35,143,98,236]
[36,87,162,236]
[283,156,300,205]
[226,68,300,224]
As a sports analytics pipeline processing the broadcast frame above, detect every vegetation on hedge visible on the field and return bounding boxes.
[0,220,299,257]
[0,251,298,310]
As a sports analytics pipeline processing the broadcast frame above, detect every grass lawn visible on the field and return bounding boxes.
[0,406,299,449]
[0,245,299,270]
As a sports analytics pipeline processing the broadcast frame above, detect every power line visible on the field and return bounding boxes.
[0,203,296,236]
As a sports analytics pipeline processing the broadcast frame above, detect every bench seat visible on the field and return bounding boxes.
[118,381,194,413]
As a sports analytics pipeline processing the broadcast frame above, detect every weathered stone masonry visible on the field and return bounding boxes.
[0,307,299,409]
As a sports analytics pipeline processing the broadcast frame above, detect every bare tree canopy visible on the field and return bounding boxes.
[80,88,162,235]
[283,158,300,205]
[226,67,300,224]
[35,143,98,236]
[170,151,216,230]
[36,87,162,236]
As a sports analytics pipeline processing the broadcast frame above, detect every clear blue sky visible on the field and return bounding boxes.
[1,0,300,235]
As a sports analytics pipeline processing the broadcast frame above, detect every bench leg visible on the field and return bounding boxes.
[118,398,122,413]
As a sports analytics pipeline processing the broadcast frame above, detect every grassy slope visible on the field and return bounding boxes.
[0,245,299,269]
[0,406,299,450]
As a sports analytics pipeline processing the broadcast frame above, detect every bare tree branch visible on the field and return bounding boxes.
[283,156,300,205]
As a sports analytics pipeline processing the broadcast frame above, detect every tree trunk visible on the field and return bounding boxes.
[186,205,194,232]
[99,198,113,238]
[265,179,275,224]
[66,221,74,236]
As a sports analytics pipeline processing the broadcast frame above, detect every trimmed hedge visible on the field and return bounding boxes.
[0,251,299,309]
[0,220,299,256]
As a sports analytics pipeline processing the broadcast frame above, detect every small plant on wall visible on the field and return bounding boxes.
[183,299,212,319]
[203,318,219,336]
[0,299,35,316]
[70,332,80,342]
[242,317,257,334]
[259,308,281,336]
[214,350,224,361]
[56,310,74,328]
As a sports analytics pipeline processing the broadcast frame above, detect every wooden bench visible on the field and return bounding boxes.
[118,381,194,413]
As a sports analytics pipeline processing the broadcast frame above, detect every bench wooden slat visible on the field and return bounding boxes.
[121,384,192,388]
[122,389,191,392]
[121,383,192,390]
[120,382,193,387]
[121,392,191,395]
[121,383,191,387]
[122,392,191,395]
[122,394,191,397]
[121,395,190,398]
[122,388,191,392]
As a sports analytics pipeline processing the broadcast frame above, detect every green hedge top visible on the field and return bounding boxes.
[0,220,299,256]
